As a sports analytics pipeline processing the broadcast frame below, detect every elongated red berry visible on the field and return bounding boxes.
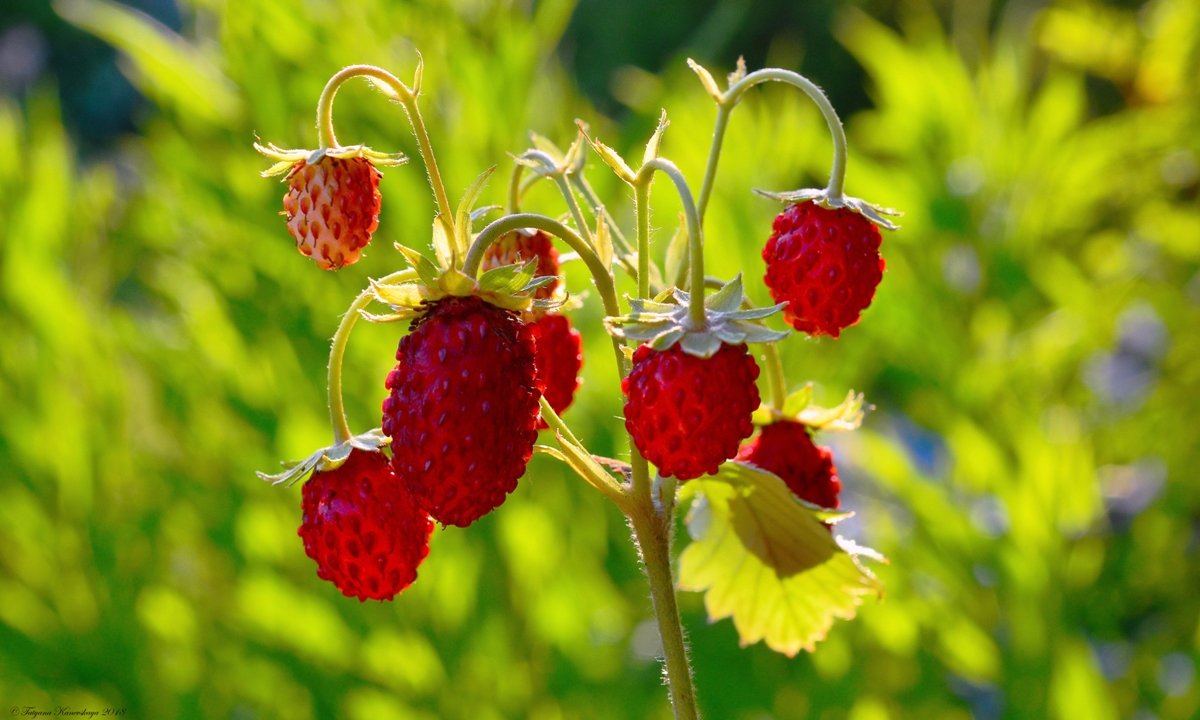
[283,155,382,269]
[622,343,760,480]
[298,449,433,601]
[382,296,541,527]
[736,421,841,508]
[763,202,884,337]
[480,230,560,300]
[531,314,582,429]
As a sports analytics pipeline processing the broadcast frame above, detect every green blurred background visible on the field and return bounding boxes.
[1,0,1197,717]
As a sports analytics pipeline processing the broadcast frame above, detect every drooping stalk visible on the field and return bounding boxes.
[695,67,850,223]
[315,64,456,238]
[327,269,416,443]
[637,158,706,328]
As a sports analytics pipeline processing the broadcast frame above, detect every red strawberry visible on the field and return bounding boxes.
[480,230,560,300]
[763,202,884,337]
[382,296,541,527]
[622,343,760,481]
[283,154,382,269]
[736,420,841,508]
[531,314,583,429]
[298,449,433,601]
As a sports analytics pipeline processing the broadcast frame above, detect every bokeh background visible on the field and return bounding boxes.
[1,0,1198,718]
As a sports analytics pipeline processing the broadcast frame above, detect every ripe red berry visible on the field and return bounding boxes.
[531,314,582,429]
[480,230,560,300]
[283,154,382,269]
[736,420,841,508]
[763,202,884,337]
[298,449,433,601]
[623,343,760,481]
[382,296,541,527]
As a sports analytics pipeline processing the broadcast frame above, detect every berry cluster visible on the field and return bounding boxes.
[252,63,892,709]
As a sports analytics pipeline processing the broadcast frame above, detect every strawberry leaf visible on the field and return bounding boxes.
[678,461,884,656]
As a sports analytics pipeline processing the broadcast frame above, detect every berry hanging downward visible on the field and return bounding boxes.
[736,420,841,508]
[531,313,583,429]
[255,143,406,269]
[382,296,542,527]
[298,449,433,601]
[624,343,760,480]
[608,276,787,481]
[481,230,561,301]
[763,202,886,338]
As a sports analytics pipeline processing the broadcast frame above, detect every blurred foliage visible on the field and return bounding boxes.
[1,0,1198,719]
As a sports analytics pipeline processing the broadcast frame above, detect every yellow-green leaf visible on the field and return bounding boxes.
[678,462,883,656]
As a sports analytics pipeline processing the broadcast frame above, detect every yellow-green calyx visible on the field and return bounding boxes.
[253,141,407,177]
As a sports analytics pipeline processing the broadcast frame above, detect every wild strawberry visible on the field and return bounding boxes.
[763,202,885,337]
[736,420,841,508]
[531,313,582,428]
[281,154,383,269]
[298,449,433,601]
[382,296,541,527]
[623,343,760,481]
[480,230,560,300]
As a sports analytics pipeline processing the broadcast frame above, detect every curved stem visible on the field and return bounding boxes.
[327,268,417,443]
[315,64,456,235]
[638,158,705,328]
[695,68,849,220]
[463,213,627,378]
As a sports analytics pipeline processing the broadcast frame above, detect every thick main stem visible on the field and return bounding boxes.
[629,494,699,720]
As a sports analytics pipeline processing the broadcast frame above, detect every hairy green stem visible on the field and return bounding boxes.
[315,64,456,237]
[629,491,699,720]
[463,213,627,377]
[695,104,730,224]
[696,68,849,218]
[637,158,705,328]
[327,269,416,443]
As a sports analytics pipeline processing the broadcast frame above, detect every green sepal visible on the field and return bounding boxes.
[578,120,636,184]
[755,187,902,231]
[642,109,669,166]
[605,276,787,358]
[754,384,869,431]
[256,429,389,487]
[686,58,724,102]
[253,141,407,177]
[455,165,498,257]
[663,214,690,290]
[439,267,479,296]
[394,243,441,287]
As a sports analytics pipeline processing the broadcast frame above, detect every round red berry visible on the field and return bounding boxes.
[736,420,841,508]
[283,155,382,269]
[531,314,582,429]
[480,230,561,300]
[622,343,760,481]
[298,449,433,601]
[382,296,541,527]
[763,202,884,337]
